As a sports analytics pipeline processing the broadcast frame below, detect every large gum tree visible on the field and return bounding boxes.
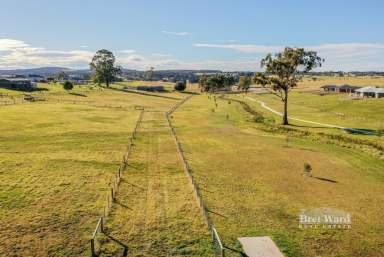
[90,49,121,87]
[253,47,323,125]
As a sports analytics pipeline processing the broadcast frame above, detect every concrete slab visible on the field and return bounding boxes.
[238,237,285,257]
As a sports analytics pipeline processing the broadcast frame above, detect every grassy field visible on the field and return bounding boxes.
[1,77,383,256]
[0,103,139,256]
[99,111,213,256]
[239,92,384,132]
[0,83,187,256]
[298,76,384,91]
[172,94,384,257]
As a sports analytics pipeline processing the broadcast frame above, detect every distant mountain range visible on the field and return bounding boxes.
[0,67,222,76]
[0,67,73,76]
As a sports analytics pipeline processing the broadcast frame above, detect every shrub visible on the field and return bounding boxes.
[174,81,186,91]
[63,80,74,91]
[303,163,312,176]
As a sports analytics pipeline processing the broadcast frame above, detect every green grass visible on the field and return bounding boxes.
[0,102,142,256]
[172,94,384,257]
[242,91,384,131]
[99,111,213,256]
[1,78,383,256]
[0,84,186,256]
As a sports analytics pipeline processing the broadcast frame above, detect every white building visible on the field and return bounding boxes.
[355,86,384,98]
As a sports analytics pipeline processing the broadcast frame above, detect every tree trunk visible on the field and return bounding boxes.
[282,89,289,125]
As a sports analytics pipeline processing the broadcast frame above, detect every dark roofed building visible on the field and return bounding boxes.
[321,85,338,92]
[0,78,36,91]
[338,84,360,93]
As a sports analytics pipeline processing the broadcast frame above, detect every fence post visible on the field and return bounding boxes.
[91,238,96,257]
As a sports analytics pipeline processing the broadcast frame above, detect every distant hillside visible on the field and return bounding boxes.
[2,67,382,83]
[0,67,72,76]
[0,67,225,82]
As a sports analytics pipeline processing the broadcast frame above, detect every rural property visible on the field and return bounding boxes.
[1,1,384,257]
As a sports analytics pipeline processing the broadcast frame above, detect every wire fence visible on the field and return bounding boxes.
[0,95,33,106]
[90,109,144,257]
[165,95,225,257]
[0,94,136,110]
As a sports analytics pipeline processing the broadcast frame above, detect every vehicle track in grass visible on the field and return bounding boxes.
[99,111,213,256]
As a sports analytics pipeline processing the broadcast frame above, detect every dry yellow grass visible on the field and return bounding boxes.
[0,103,140,256]
[171,94,384,257]
[0,85,187,256]
[99,111,213,256]
[298,76,384,91]
[1,78,383,256]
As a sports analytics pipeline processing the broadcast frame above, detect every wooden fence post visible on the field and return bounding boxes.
[91,238,96,257]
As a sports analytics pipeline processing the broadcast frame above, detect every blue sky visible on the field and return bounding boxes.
[1,0,384,71]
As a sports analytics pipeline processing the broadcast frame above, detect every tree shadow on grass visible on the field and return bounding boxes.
[108,87,181,100]
[69,92,87,97]
[343,128,379,135]
[313,176,338,183]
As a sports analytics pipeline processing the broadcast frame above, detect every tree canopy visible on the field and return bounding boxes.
[90,49,121,87]
[174,81,186,91]
[56,71,67,81]
[253,47,323,125]
[238,76,252,92]
[145,67,155,81]
[63,80,73,91]
[198,74,235,92]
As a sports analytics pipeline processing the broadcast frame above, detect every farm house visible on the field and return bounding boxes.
[338,84,360,93]
[355,86,384,98]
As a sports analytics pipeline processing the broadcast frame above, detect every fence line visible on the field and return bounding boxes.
[0,96,28,106]
[0,95,135,110]
[42,97,134,110]
[165,95,225,257]
[90,108,144,257]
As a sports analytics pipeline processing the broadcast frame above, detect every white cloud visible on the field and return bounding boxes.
[161,30,191,36]
[194,42,384,71]
[151,53,171,57]
[0,39,29,51]
[119,49,136,54]
[193,43,284,53]
[79,45,89,48]
[1,38,384,71]
[0,38,94,69]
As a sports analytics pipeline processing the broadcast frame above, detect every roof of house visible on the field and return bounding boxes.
[321,84,338,88]
[339,84,360,89]
[355,86,384,93]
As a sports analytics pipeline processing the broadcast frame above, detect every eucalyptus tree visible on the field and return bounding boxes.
[90,49,121,87]
[253,47,323,125]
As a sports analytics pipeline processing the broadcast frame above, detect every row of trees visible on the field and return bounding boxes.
[198,74,236,92]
